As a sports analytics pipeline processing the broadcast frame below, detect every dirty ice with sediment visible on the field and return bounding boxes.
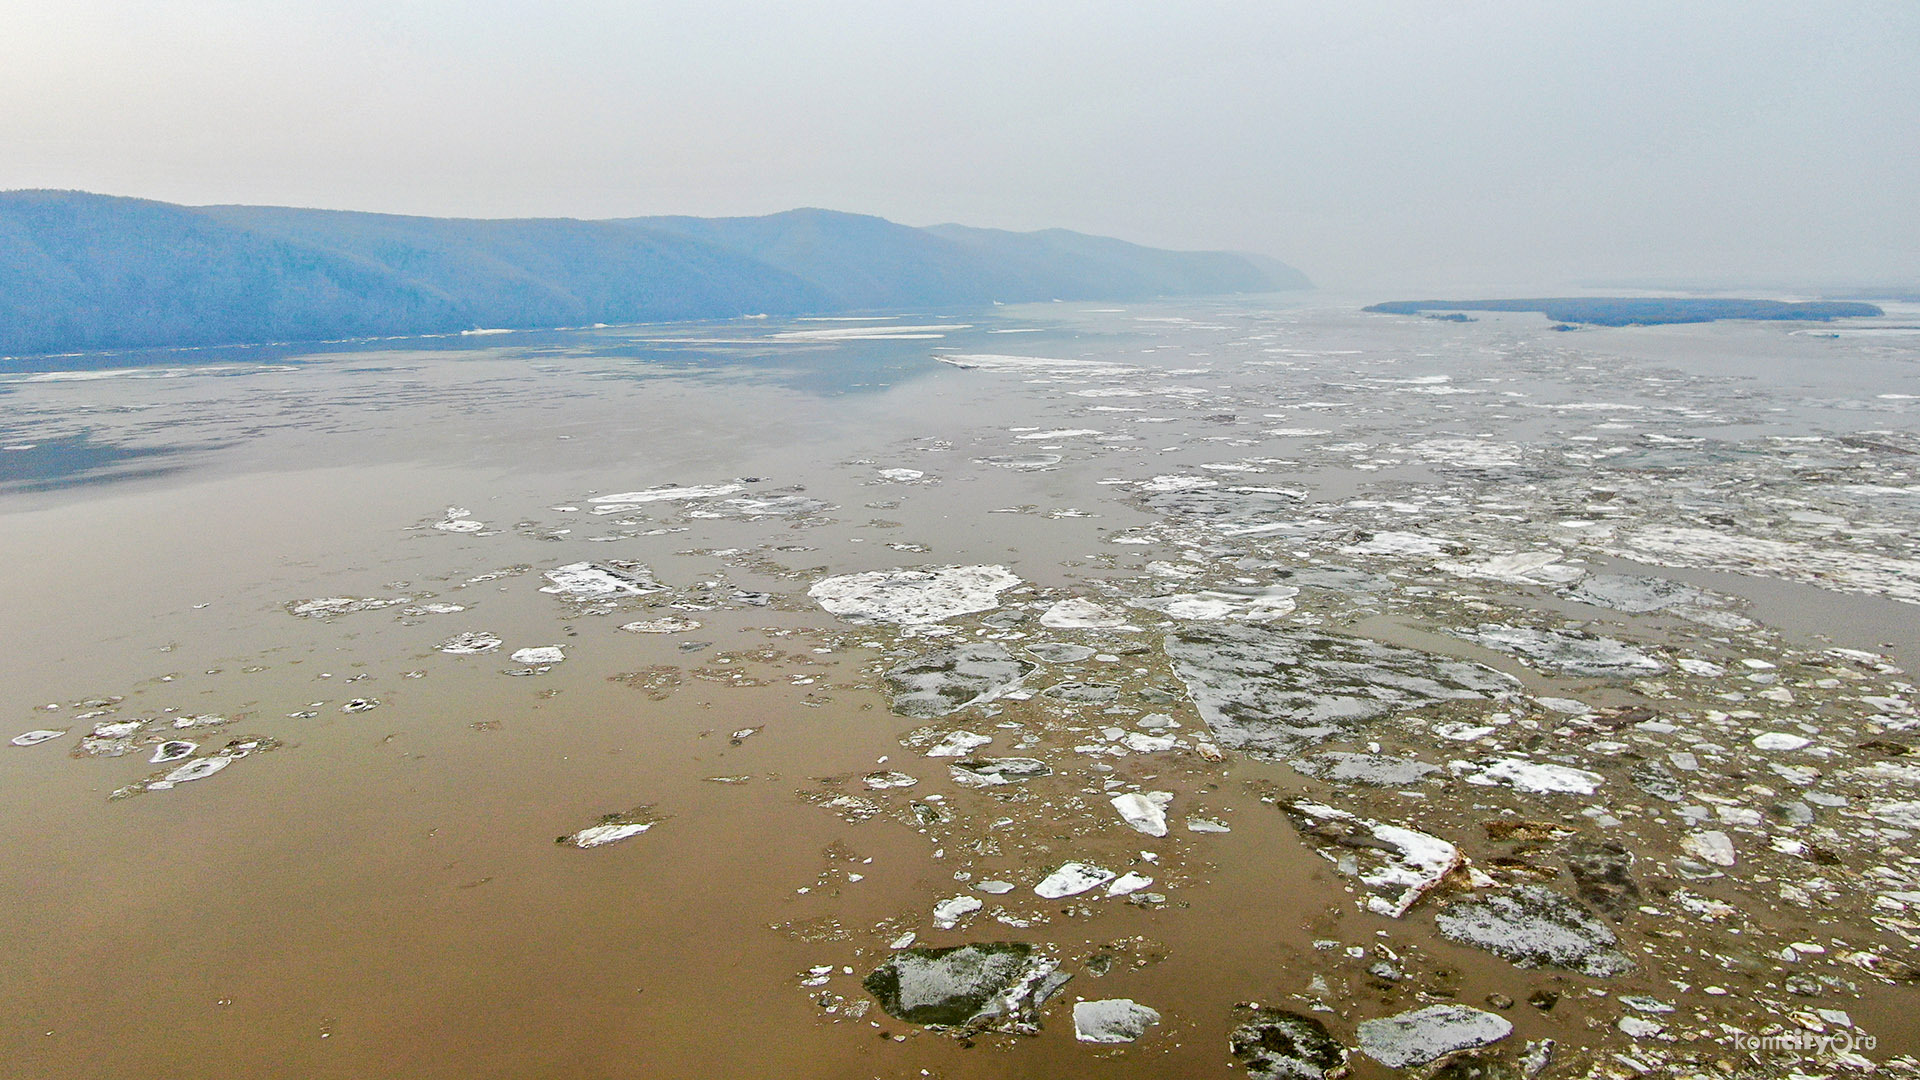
[3,298,1920,1078]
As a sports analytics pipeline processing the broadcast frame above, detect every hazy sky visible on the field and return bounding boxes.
[3,1,1916,290]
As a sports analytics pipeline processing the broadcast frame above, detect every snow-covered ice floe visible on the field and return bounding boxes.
[809,565,1020,626]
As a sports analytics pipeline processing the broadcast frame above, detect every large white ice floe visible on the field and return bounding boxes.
[510,646,565,665]
[1035,862,1117,899]
[1435,551,1584,586]
[1038,598,1131,629]
[1460,757,1606,795]
[1281,800,1462,918]
[809,565,1021,625]
[540,561,664,600]
[587,484,744,507]
[1128,586,1298,621]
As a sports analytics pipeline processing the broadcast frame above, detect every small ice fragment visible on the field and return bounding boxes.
[1106,872,1154,897]
[341,699,378,713]
[509,646,565,665]
[1186,817,1231,833]
[975,880,1016,894]
[1681,830,1737,867]
[10,730,65,747]
[1752,732,1811,751]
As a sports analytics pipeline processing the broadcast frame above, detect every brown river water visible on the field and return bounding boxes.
[2,299,1917,1078]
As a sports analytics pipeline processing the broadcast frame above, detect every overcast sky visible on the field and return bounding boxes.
[3,1,1915,290]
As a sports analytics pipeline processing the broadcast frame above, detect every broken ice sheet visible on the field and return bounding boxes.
[808,565,1020,626]
[1280,799,1461,917]
[1448,623,1666,678]
[884,642,1034,718]
[1165,624,1513,760]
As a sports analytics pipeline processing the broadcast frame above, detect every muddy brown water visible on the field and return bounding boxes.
[3,300,1917,1077]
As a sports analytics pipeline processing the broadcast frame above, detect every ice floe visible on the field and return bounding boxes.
[862,943,1065,1034]
[1073,999,1160,1043]
[11,729,65,747]
[885,643,1034,718]
[1038,598,1130,629]
[1449,623,1666,677]
[810,565,1021,625]
[1282,800,1462,917]
[437,631,503,654]
[540,561,664,600]
[1109,791,1172,837]
[1229,1007,1348,1079]
[1034,862,1116,899]
[1165,625,1514,758]
[1434,886,1633,976]
[1356,1004,1513,1068]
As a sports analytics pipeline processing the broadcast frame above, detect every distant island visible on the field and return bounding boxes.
[0,191,1308,359]
[1363,297,1883,326]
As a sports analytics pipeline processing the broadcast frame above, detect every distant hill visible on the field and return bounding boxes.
[1364,297,1883,326]
[0,192,1306,358]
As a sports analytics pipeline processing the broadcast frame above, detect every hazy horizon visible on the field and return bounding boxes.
[4,1,1916,291]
